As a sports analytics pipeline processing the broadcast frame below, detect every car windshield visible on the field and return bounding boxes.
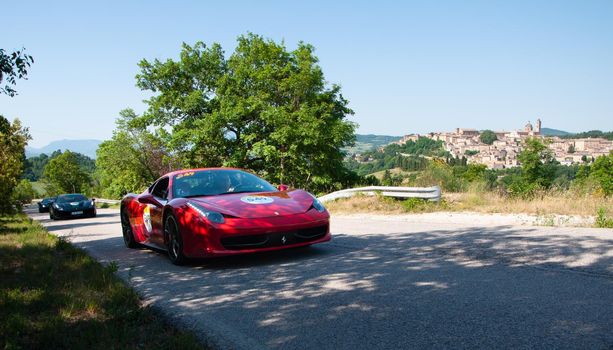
[173,170,277,198]
[42,197,56,204]
[56,194,88,203]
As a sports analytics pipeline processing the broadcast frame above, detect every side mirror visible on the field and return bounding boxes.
[277,184,289,191]
[137,193,158,206]
[92,198,96,202]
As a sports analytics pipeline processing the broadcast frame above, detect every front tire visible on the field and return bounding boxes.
[165,215,187,265]
[121,209,139,249]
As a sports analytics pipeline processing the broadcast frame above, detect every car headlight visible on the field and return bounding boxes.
[306,192,326,212]
[53,203,60,209]
[310,196,326,213]
[187,202,225,224]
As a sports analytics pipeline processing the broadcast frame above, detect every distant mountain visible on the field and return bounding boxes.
[26,139,102,159]
[345,134,402,155]
[540,128,572,136]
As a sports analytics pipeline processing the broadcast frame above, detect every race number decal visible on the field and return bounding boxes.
[240,196,274,205]
[143,205,153,233]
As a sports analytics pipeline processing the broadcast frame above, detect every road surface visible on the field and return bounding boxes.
[28,207,613,350]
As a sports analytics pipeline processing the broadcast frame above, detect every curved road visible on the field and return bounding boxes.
[28,207,613,349]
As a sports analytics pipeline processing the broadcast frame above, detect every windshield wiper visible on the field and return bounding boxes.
[215,190,256,196]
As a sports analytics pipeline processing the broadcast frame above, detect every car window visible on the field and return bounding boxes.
[56,194,88,203]
[173,170,276,198]
[152,177,169,199]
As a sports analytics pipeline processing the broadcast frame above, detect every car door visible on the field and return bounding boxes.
[149,177,169,247]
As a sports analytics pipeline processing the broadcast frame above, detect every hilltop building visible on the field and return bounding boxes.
[394,119,612,169]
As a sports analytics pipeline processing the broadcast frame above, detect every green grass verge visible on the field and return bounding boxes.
[0,214,205,350]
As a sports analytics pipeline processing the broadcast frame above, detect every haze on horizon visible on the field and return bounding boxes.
[2,0,612,148]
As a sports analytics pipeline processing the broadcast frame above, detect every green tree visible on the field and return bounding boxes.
[43,151,91,194]
[589,152,613,196]
[24,151,95,182]
[479,130,497,145]
[0,48,34,96]
[0,116,31,213]
[96,109,177,198]
[12,179,37,209]
[131,34,356,192]
[517,137,558,189]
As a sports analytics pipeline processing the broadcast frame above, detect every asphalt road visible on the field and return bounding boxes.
[28,207,613,350]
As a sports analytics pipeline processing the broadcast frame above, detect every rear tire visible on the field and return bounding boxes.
[165,215,187,265]
[121,209,139,249]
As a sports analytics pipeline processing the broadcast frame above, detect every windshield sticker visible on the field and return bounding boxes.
[176,171,195,179]
[143,205,152,233]
[240,196,274,205]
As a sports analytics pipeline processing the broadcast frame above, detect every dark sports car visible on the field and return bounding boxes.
[49,194,97,220]
[121,168,330,265]
[38,197,56,213]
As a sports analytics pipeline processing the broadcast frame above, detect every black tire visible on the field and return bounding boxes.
[165,215,187,265]
[121,209,139,249]
[38,207,43,213]
[49,210,55,220]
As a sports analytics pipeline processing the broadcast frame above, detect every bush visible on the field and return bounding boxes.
[595,207,613,228]
[11,179,37,209]
[413,162,466,192]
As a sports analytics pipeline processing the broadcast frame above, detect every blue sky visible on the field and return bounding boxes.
[2,0,612,147]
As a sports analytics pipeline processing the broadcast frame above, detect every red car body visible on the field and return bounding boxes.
[120,168,330,264]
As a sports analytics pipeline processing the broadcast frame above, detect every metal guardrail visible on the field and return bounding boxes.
[94,198,121,204]
[318,186,441,203]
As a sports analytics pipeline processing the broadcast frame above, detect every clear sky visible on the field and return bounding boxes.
[2,0,612,147]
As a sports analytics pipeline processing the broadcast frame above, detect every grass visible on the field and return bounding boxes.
[368,167,418,180]
[325,191,613,220]
[325,193,447,214]
[445,191,613,217]
[595,207,613,228]
[97,202,121,209]
[30,181,46,197]
[0,214,205,350]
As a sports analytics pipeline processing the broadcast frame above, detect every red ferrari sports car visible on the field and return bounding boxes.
[120,168,330,264]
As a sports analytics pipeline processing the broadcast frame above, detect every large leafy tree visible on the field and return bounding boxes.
[43,151,91,194]
[96,109,178,198]
[589,152,613,196]
[517,137,557,188]
[479,130,497,145]
[0,115,31,213]
[132,33,356,191]
[0,48,34,97]
[24,150,95,181]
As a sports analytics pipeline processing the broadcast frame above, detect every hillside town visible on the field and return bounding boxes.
[394,119,613,169]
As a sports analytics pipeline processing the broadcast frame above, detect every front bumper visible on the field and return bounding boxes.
[52,207,96,219]
[180,209,331,258]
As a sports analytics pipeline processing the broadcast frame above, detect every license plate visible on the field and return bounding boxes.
[71,211,83,215]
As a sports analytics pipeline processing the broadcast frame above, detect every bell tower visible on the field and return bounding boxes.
[536,118,542,134]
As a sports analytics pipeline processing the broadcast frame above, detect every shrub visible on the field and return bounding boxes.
[11,179,37,209]
[595,207,613,228]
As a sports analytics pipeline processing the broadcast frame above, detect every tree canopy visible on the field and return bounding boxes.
[96,109,178,198]
[0,48,34,97]
[127,33,356,192]
[43,151,91,194]
[0,115,31,213]
[479,130,497,145]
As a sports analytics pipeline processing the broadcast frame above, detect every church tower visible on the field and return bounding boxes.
[536,118,542,134]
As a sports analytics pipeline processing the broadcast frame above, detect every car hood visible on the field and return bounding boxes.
[189,190,315,219]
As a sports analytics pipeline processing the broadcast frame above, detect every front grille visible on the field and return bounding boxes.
[220,225,328,250]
